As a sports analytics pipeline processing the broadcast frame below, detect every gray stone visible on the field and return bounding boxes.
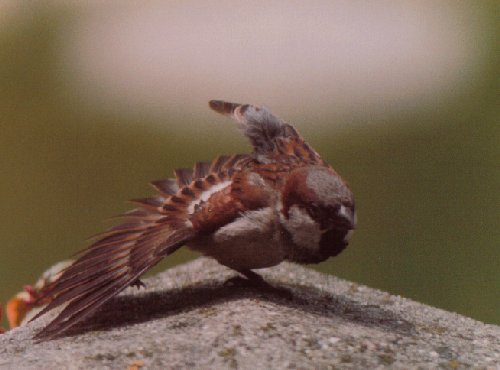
[1,258,499,369]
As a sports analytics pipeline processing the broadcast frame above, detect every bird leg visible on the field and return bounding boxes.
[237,269,266,284]
[223,269,270,288]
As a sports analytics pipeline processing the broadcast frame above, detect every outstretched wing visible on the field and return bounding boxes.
[33,217,193,340]
[209,100,324,165]
[33,153,253,340]
[33,170,201,339]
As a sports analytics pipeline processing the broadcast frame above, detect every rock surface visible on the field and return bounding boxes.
[1,258,499,369]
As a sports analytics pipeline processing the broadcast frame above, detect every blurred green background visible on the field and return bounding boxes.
[1,2,498,329]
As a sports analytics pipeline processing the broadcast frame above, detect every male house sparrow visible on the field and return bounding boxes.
[33,100,356,339]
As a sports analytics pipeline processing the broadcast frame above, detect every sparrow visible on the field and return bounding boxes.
[33,100,356,340]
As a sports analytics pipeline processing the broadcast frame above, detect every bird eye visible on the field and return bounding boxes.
[307,203,322,219]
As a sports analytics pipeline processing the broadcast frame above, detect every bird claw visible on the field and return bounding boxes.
[224,275,254,288]
[130,279,146,289]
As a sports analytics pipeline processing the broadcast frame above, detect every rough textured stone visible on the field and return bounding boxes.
[1,258,499,369]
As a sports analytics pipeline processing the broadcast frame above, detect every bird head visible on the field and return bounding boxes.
[281,166,356,262]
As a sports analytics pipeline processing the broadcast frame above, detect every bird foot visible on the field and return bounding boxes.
[224,270,270,289]
[130,279,146,289]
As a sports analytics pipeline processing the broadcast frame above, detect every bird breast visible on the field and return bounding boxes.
[187,207,287,271]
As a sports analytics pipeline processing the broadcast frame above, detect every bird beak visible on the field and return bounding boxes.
[337,205,356,229]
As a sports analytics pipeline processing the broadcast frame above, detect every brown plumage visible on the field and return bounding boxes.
[33,100,356,340]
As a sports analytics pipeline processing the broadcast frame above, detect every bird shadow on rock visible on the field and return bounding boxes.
[57,276,415,339]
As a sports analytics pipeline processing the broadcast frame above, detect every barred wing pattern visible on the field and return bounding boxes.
[33,154,250,340]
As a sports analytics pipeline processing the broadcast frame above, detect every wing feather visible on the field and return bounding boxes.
[36,275,132,339]
[150,179,178,195]
[33,211,193,340]
[174,168,193,186]
[209,100,323,164]
[209,155,230,173]
[193,162,211,178]
[33,129,256,340]
[129,197,164,210]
